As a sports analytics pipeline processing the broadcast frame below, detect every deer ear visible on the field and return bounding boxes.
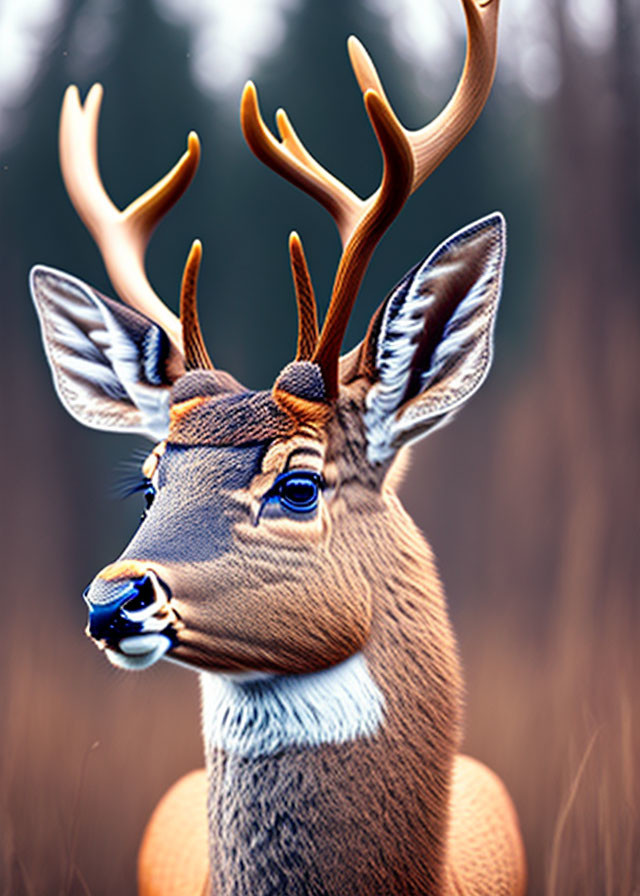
[363,213,506,464]
[30,266,181,440]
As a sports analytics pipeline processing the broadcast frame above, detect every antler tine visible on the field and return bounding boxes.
[241,82,363,248]
[59,84,202,354]
[311,90,414,397]
[348,0,500,194]
[180,239,213,372]
[288,232,319,361]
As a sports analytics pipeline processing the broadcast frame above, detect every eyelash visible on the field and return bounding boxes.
[118,465,323,524]
[114,473,155,521]
[112,449,154,500]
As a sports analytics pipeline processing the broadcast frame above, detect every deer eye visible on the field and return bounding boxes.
[144,483,156,510]
[140,482,156,521]
[277,471,322,512]
[259,470,323,521]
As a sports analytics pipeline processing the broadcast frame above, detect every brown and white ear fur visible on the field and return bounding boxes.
[30,266,181,440]
[363,213,506,464]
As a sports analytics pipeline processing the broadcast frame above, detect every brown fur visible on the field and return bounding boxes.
[122,377,525,893]
[34,270,526,891]
[97,559,151,582]
[34,270,524,890]
[141,755,524,896]
[168,390,296,447]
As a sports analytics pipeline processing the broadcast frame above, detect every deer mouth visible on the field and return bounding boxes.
[105,632,174,670]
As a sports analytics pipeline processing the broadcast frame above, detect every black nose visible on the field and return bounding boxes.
[87,575,156,644]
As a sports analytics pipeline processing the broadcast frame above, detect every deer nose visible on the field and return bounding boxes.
[85,575,159,644]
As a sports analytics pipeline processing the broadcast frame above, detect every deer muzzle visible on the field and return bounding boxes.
[84,568,178,669]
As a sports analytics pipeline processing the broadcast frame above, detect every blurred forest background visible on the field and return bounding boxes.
[0,0,638,893]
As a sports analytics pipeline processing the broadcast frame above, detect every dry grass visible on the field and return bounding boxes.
[458,608,639,896]
[0,606,201,896]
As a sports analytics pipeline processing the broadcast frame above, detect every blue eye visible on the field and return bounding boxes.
[143,483,156,510]
[259,469,323,522]
[141,482,156,520]
[277,471,321,512]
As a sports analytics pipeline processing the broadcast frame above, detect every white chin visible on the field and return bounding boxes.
[105,634,172,670]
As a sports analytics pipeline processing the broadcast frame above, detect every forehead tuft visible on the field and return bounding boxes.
[168,366,332,449]
[171,369,244,402]
[169,389,294,448]
[169,359,336,448]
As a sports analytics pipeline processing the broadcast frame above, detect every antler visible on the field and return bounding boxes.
[59,84,201,357]
[180,239,214,371]
[289,232,319,362]
[241,0,500,397]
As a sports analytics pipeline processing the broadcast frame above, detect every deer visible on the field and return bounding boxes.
[29,0,526,893]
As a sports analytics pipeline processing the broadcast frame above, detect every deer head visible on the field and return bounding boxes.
[30,0,503,680]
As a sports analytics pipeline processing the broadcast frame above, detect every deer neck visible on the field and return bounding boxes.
[199,499,463,896]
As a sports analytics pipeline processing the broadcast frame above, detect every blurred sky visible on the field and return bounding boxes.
[0,0,617,151]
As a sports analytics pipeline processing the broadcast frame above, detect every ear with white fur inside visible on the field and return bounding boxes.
[364,213,506,464]
[30,265,178,440]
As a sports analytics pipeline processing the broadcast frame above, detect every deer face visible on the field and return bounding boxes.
[31,211,505,676]
[31,0,502,677]
[82,374,375,676]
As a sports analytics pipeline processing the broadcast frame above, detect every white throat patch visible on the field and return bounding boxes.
[199,653,385,759]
